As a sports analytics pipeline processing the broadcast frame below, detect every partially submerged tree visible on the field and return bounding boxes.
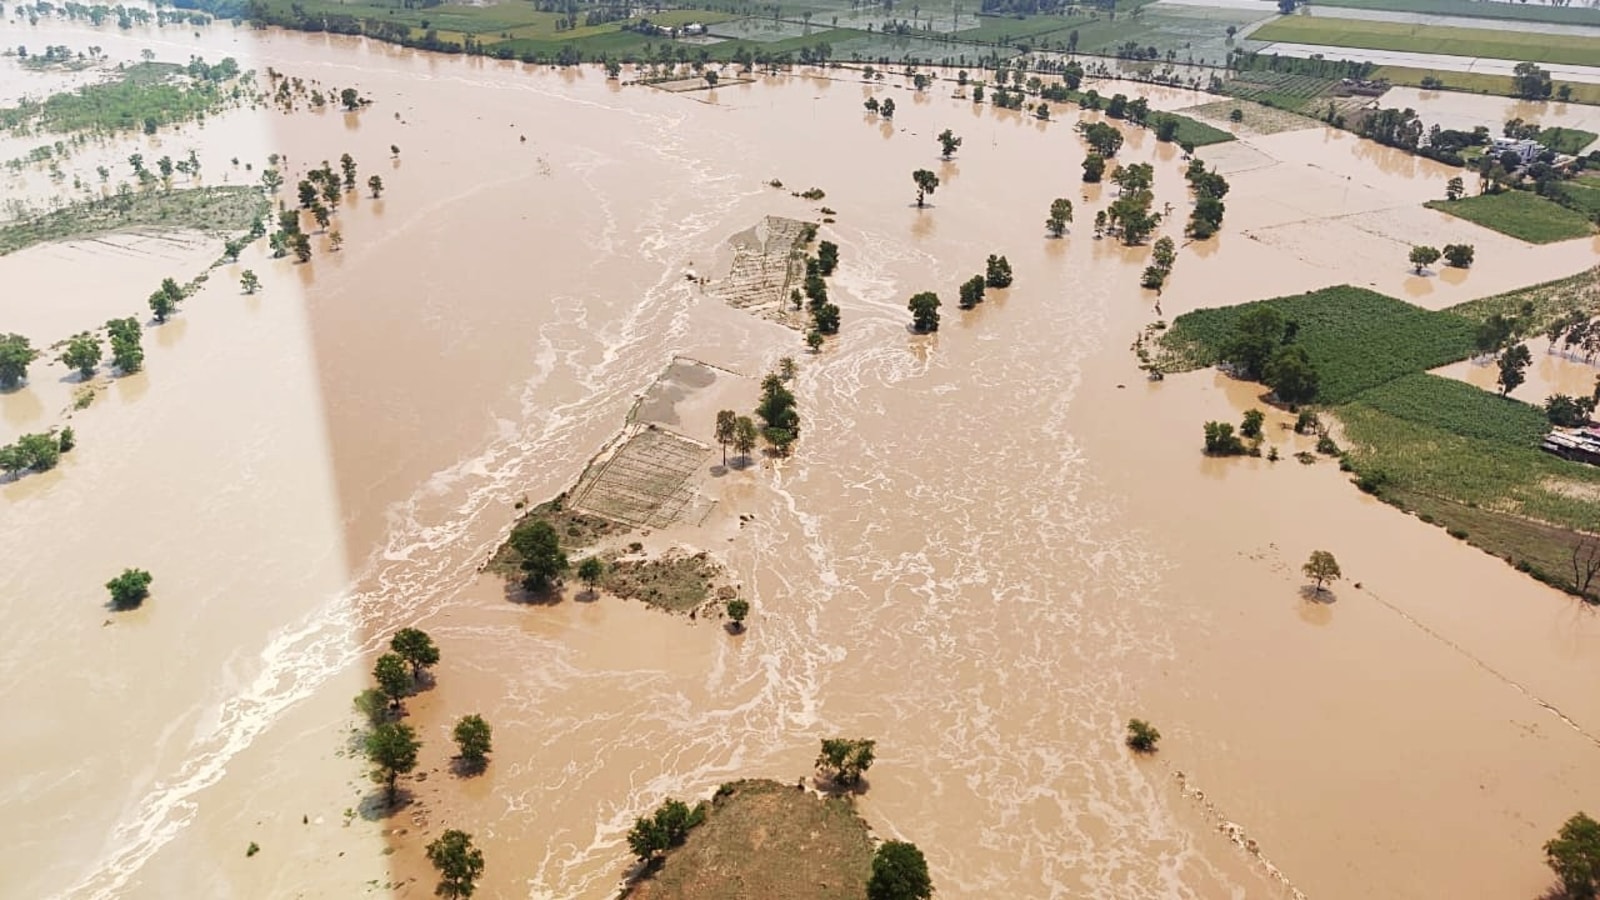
[105,568,154,610]
[936,128,962,159]
[715,409,737,465]
[452,714,493,772]
[391,628,440,681]
[1498,342,1533,397]
[374,652,412,710]
[958,276,985,310]
[1303,550,1342,593]
[1125,718,1160,753]
[627,798,706,862]
[1408,244,1442,275]
[1046,197,1073,237]
[577,556,605,597]
[0,334,40,389]
[816,737,876,787]
[367,174,384,198]
[1442,243,1474,268]
[240,270,261,294]
[908,292,941,332]
[733,415,759,464]
[726,597,750,632]
[1545,811,1600,899]
[984,255,1013,288]
[911,169,939,208]
[365,720,420,806]
[425,829,485,899]
[61,335,103,379]
[508,519,567,590]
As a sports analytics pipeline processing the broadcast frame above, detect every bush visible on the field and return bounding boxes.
[1203,421,1247,456]
[106,568,154,610]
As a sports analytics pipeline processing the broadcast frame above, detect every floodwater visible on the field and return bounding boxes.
[3,14,1600,900]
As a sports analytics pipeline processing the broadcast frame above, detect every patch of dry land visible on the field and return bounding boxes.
[7,11,1600,900]
[625,780,875,900]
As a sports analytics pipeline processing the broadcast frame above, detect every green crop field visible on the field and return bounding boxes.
[1221,71,1339,112]
[1249,16,1600,67]
[1538,127,1600,156]
[1313,0,1600,27]
[1349,373,1550,445]
[1162,286,1476,403]
[1426,191,1597,244]
[1156,112,1236,147]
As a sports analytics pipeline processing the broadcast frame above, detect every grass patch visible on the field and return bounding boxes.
[1554,180,1600,221]
[1425,191,1597,244]
[486,495,622,578]
[1374,65,1600,106]
[624,779,874,900]
[1349,373,1549,445]
[599,550,722,612]
[0,186,267,256]
[1158,111,1236,147]
[1249,16,1600,68]
[1537,127,1599,156]
[1314,0,1600,27]
[1161,286,1476,402]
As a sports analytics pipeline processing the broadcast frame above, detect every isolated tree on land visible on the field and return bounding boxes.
[1498,342,1533,397]
[937,128,962,159]
[908,292,941,332]
[391,628,440,681]
[62,335,102,380]
[509,519,567,590]
[868,841,934,900]
[1046,198,1073,237]
[726,597,750,632]
[452,715,493,772]
[0,334,39,389]
[1126,718,1160,753]
[1546,811,1600,899]
[106,568,153,610]
[577,556,604,597]
[366,720,420,806]
[912,169,939,208]
[816,737,875,787]
[1303,550,1341,593]
[1408,245,1441,275]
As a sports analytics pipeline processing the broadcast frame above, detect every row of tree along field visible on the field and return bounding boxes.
[1161,272,1600,603]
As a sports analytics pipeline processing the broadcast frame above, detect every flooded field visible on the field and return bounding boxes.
[3,13,1600,900]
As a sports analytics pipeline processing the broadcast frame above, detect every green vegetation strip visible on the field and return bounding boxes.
[1249,17,1600,68]
[1158,112,1235,147]
[624,779,873,900]
[1313,0,1600,27]
[0,186,268,256]
[0,62,239,135]
[1425,192,1597,245]
[1160,286,1475,403]
[1373,65,1600,106]
[1163,277,1600,599]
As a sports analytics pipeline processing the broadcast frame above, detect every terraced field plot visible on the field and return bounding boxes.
[1220,71,1340,112]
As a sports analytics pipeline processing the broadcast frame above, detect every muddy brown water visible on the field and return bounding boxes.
[3,19,1600,900]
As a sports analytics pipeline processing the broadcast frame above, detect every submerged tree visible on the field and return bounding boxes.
[62,335,103,379]
[1498,342,1533,397]
[733,415,759,464]
[368,174,384,198]
[577,556,604,597]
[0,334,39,389]
[426,830,484,899]
[984,254,1013,288]
[1408,244,1442,275]
[391,628,440,681]
[816,737,876,786]
[105,568,154,610]
[911,169,939,208]
[715,409,737,465]
[1545,811,1600,900]
[726,597,750,632]
[958,275,985,310]
[1125,718,1161,753]
[452,715,493,772]
[240,270,261,294]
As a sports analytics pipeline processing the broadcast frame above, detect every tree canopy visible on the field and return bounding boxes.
[908,292,941,333]
[1546,811,1600,900]
[105,568,154,610]
[0,333,40,389]
[911,169,939,208]
[365,720,420,805]
[453,714,493,770]
[391,628,440,679]
[867,841,934,900]
[1303,550,1341,592]
[816,737,876,787]
[509,519,567,590]
[426,829,485,899]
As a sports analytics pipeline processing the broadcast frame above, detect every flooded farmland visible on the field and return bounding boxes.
[3,13,1600,900]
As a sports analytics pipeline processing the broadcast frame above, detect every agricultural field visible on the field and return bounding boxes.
[1312,0,1600,27]
[1161,285,1477,402]
[0,186,268,256]
[1425,191,1598,244]
[1165,276,1600,599]
[1556,178,1600,221]
[1219,70,1339,114]
[1374,65,1600,106]
[1248,15,1600,68]
[1153,111,1237,146]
